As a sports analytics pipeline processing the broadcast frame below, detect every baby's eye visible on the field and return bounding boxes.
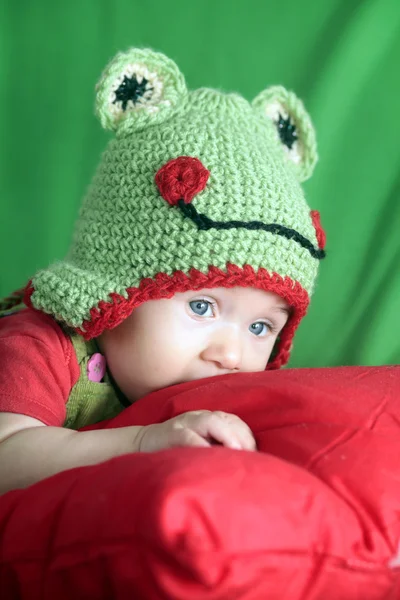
[189,299,215,317]
[249,322,272,337]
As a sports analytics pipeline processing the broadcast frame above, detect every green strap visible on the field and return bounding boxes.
[64,328,125,429]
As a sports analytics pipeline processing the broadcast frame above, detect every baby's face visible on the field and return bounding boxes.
[97,287,290,402]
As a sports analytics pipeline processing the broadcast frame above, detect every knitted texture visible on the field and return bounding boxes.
[64,331,124,429]
[25,48,326,369]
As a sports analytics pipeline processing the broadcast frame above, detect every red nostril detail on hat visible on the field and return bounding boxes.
[155,156,210,205]
[310,210,326,250]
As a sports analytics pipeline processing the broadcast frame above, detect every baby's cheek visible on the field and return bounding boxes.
[246,339,275,371]
[135,340,183,387]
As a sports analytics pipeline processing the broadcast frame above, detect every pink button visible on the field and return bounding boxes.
[87,353,106,383]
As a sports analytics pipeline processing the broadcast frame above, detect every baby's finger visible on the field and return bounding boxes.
[139,422,211,452]
[203,414,255,451]
[169,427,211,449]
[213,412,257,451]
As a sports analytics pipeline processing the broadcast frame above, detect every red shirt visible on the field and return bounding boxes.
[0,309,80,426]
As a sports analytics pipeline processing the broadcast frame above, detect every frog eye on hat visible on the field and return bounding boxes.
[252,86,318,182]
[95,48,188,132]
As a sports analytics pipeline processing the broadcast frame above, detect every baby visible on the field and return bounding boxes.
[0,48,326,493]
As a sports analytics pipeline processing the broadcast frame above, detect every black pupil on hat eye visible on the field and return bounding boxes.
[277,114,298,149]
[113,75,152,111]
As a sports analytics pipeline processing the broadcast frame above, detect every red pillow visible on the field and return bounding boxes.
[1,366,400,599]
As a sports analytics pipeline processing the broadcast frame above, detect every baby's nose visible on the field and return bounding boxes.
[201,326,242,371]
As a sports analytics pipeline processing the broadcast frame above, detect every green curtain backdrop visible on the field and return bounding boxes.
[1,0,399,367]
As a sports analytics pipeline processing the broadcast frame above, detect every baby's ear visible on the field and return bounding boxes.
[95,48,188,132]
[252,86,317,182]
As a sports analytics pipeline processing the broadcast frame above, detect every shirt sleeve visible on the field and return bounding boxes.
[0,309,80,426]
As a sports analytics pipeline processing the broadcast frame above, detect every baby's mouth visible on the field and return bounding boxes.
[177,200,325,260]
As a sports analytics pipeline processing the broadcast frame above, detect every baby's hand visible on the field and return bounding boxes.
[137,410,256,453]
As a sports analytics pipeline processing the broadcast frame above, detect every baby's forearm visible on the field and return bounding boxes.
[0,425,145,494]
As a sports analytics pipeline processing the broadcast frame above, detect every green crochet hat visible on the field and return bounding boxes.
[25,47,326,369]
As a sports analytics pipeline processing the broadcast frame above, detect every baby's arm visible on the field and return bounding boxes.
[0,410,256,494]
[0,412,146,493]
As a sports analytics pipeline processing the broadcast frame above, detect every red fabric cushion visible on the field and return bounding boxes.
[1,366,400,599]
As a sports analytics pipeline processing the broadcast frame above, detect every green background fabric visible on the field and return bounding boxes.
[1,0,399,367]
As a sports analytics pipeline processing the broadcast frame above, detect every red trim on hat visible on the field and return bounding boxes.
[310,210,326,250]
[24,282,35,307]
[25,265,309,369]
